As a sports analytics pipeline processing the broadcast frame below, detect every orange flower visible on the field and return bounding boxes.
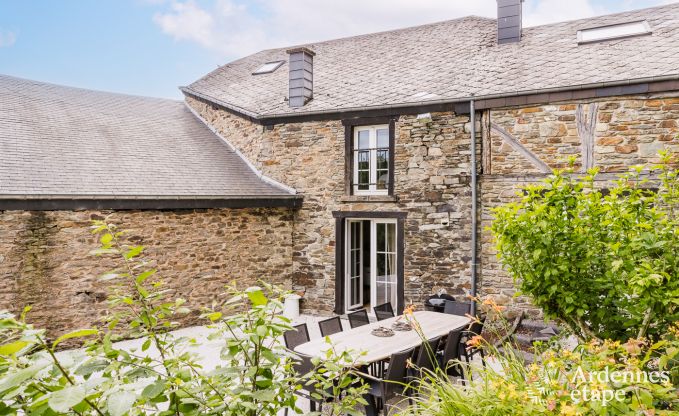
[403,304,415,316]
[466,335,484,349]
[482,297,506,313]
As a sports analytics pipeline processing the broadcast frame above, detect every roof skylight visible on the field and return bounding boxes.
[252,61,285,75]
[577,21,651,44]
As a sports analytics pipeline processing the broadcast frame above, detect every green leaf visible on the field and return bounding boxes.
[124,245,144,259]
[141,381,165,399]
[100,233,113,245]
[135,269,157,285]
[0,361,49,393]
[107,390,137,416]
[0,341,29,356]
[206,312,222,322]
[245,287,268,306]
[48,385,87,413]
[52,329,99,349]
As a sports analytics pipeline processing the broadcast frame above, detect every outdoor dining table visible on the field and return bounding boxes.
[294,310,471,364]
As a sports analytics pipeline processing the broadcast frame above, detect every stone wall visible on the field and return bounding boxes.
[478,94,679,316]
[187,96,478,313]
[488,95,679,174]
[479,174,546,318]
[0,208,293,337]
[188,93,677,319]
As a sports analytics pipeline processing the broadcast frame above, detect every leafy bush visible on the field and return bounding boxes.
[492,153,679,342]
[401,313,679,416]
[0,221,366,415]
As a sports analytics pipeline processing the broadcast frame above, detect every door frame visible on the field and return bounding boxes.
[333,211,406,315]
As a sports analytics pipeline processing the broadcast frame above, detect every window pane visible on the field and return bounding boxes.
[376,223,386,251]
[357,151,369,170]
[377,253,386,277]
[358,171,369,189]
[386,223,396,252]
[377,171,388,189]
[377,129,389,148]
[357,130,370,149]
[376,150,389,170]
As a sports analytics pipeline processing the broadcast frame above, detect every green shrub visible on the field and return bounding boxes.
[401,321,679,416]
[0,221,366,415]
[492,153,679,342]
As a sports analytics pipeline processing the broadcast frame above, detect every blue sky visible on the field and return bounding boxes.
[0,0,674,99]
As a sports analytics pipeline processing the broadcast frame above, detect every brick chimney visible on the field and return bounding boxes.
[497,0,523,44]
[286,47,315,108]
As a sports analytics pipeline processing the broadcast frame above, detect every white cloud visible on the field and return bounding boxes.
[0,30,16,47]
[151,0,673,59]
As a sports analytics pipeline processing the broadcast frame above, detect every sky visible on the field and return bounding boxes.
[0,0,676,99]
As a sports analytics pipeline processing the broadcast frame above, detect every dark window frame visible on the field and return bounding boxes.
[342,117,396,196]
[332,210,406,316]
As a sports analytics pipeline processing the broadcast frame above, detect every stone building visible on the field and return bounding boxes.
[1,2,678,334]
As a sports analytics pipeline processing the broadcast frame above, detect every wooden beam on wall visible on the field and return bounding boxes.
[490,122,551,173]
[576,103,599,172]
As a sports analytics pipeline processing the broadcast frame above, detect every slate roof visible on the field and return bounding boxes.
[183,3,679,119]
[0,74,297,201]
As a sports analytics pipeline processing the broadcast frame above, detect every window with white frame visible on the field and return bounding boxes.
[352,125,390,194]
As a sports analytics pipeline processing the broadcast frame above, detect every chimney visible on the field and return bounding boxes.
[497,0,523,44]
[286,47,315,107]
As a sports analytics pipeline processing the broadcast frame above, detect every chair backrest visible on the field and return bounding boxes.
[466,317,486,337]
[373,303,395,321]
[292,352,318,394]
[382,347,414,398]
[414,337,441,371]
[318,316,343,337]
[443,300,471,316]
[347,309,370,328]
[441,329,463,368]
[283,323,310,350]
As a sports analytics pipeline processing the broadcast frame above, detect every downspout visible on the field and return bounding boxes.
[470,99,478,316]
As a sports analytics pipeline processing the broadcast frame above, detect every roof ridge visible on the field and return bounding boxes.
[259,15,493,54]
[524,1,679,30]
[0,73,181,103]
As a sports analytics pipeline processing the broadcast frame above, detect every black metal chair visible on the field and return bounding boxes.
[347,309,370,328]
[410,337,442,375]
[438,329,464,379]
[443,300,471,316]
[318,316,343,337]
[358,347,414,416]
[460,318,486,368]
[286,352,323,414]
[283,323,310,350]
[373,303,395,321]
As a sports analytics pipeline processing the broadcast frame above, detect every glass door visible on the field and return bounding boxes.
[345,220,364,310]
[371,220,398,310]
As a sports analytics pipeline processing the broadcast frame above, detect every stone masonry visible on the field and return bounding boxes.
[480,94,679,316]
[190,93,678,318]
[0,208,293,337]
[4,91,675,336]
[187,96,479,313]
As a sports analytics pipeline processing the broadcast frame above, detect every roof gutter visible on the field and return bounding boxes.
[0,195,302,211]
[182,73,679,122]
[469,99,478,316]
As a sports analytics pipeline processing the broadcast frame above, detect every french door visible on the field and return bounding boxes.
[345,219,398,312]
[346,220,364,310]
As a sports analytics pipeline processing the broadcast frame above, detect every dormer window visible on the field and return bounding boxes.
[252,61,285,75]
[577,21,651,44]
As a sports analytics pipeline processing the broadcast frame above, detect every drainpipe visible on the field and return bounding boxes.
[470,99,478,316]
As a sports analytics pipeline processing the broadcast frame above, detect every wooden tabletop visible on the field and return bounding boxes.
[294,311,470,364]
